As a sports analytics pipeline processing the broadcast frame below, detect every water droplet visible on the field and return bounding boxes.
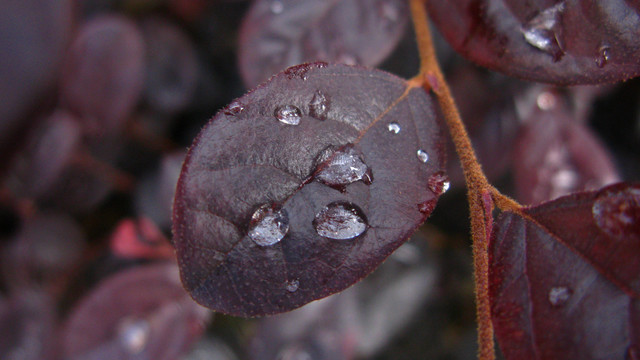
[592,185,640,240]
[313,202,367,240]
[548,286,571,306]
[418,199,437,214]
[223,101,244,116]
[270,0,284,14]
[416,149,429,163]
[308,90,330,120]
[380,1,400,23]
[284,62,327,80]
[248,204,290,246]
[285,279,299,292]
[536,91,557,110]
[428,171,450,196]
[275,105,302,125]
[118,319,150,354]
[314,145,373,188]
[387,122,401,134]
[595,45,611,68]
[336,53,358,65]
[521,3,565,61]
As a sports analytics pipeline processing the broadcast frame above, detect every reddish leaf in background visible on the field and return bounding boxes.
[62,262,211,360]
[110,217,174,260]
[490,183,640,359]
[60,15,145,136]
[426,0,640,85]
[513,89,620,205]
[238,0,409,88]
[173,63,446,316]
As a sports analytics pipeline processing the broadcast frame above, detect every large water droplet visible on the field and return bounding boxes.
[592,185,640,240]
[223,101,244,116]
[416,149,429,163]
[308,90,330,120]
[595,45,611,68]
[387,122,401,134]
[248,204,290,246]
[521,3,565,61]
[285,279,299,292]
[270,0,284,14]
[314,145,373,188]
[313,202,367,240]
[548,286,571,306]
[275,105,302,125]
[118,319,150,354]
[428,171,450,196]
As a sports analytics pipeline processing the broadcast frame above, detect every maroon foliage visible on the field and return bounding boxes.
[62,262,211,360]
[238,0,409,88]
[490,183,640,359]
[426,0,640,85]
[173,63,446,316]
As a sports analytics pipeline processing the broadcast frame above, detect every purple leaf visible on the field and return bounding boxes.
[172,63,446,316]
[238,0,409,88]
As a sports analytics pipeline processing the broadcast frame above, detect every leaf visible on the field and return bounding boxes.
[172,63,446,316]
[62,262,211,360]
[426,0,640,85]
[238,0,409,88]
[490,183,640,359]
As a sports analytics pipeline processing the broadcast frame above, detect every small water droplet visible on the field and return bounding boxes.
[285,279,299,292]
[314,145,372,188]
[418,199,437,214]
[592,185,640,240]
[248,204,290,246]
[275,105,302,125]
[548,286,571,306]
[595,45,611,68]
[223,101,244,116]
[284,62,327,80]
[380,1,400,23]
[118,319,150,354]
[536,91,557,110]
[416,149,429,163]
[308,90,330,120]
[313,202,367,240]
[270,0,284,14]
[428,171,450,195]
[387,122,401,134]
[521,3,565,61]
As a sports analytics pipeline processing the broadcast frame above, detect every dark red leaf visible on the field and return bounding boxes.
[238,0,409,88]
[62,262,211,360]
[490,182,640,359]
[426,0,640,85]
[173,63,446,316]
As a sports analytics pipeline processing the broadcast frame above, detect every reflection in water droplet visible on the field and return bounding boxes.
[270,0,284,14]
[223,101,244,116]
[275,105,302,125]
[118,319,150,354]
[308,90,330,120]
[286,279,299,292]
[416,149,429,163]
[428,171,450,195]
[521,3,565,61]
[548,286,571,306]
[313,202,367,240]
[387,122,401,134]
[248,205,290,246]
[315,145,372,188]
[592,185,640,240]
[595,45,611,68]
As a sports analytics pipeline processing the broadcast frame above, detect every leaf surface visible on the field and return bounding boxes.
[173,63,446,316]
[490,183,640,359]
[426,0,640,85]
[238,0,409,88]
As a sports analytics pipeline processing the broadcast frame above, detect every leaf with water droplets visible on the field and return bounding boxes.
[173,63,446,316]
[490,182,640,359]
[426,0,640,85]
[238,0,409,88]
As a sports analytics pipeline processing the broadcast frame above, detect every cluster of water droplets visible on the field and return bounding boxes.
[313,201,368,240]
[521,2,565,61]
[248,204,290,246]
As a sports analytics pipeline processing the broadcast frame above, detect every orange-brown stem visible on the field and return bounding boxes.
[410,1,524,359]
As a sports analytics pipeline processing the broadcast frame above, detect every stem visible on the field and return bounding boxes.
[409,1,523,359]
